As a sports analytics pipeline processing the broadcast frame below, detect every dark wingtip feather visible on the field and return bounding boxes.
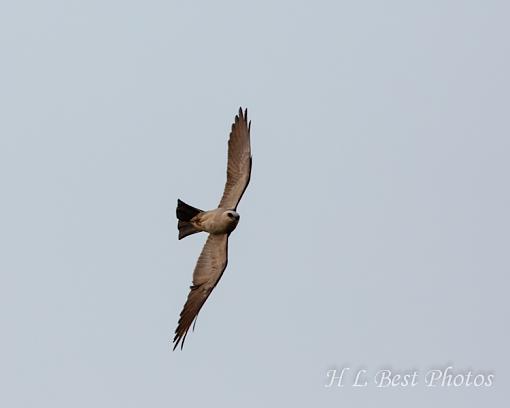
[233,107,249,129]
[172,327,186,351]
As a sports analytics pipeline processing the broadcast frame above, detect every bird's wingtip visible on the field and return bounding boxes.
[237,107,248,122]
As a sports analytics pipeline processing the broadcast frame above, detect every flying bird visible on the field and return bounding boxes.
[173,108,252,350]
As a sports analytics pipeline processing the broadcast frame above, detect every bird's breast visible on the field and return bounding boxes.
[198,210,239,234]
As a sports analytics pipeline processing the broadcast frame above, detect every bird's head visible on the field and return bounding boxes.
[223,210,240,227]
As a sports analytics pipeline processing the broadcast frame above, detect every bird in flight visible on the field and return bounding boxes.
[173,108,252,350]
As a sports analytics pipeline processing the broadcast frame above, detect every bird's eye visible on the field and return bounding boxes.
[227,213,234,218]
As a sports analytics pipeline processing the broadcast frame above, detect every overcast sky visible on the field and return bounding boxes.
[1,1,509,407]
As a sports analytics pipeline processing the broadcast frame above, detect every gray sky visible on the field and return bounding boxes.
[1,1,509,407]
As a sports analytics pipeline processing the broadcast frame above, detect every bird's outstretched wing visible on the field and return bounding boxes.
[218,108,252,210]
[173,234,229,350]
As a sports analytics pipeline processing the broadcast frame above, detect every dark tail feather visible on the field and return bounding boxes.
[176,199,202,240]
[178,220,200,240]
[176,199,202,221]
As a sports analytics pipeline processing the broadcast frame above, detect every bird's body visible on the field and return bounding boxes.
[173,108,252,350]
[187,208,240,235]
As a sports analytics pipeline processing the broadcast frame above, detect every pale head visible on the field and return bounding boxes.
[224,209,240,221]
[223,209,240,232]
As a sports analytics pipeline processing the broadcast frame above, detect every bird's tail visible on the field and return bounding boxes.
[176,199,202,240]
